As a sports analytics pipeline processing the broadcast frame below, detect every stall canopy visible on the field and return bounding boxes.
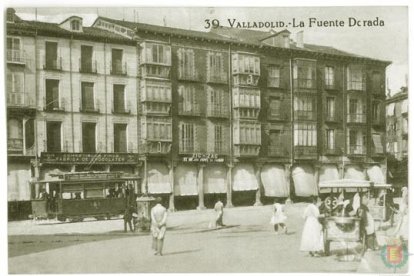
[345,165,366,180]
[292,165,318,197]
[147,163,171,194]
[319,165,340,183]
[367,165,385,184]
[232,164,258,191]
[174,164,198,196]
[261,165,289,197]
[204,165,227,194]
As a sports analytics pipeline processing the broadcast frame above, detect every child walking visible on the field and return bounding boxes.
[270,202,288,234]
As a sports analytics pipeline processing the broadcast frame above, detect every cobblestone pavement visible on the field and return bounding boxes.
[8,203,407,273]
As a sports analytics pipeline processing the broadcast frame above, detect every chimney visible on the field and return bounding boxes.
[296,31,304,48]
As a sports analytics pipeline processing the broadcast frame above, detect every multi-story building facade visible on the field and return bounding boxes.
[386,87,408,160]
[6,9,390,216]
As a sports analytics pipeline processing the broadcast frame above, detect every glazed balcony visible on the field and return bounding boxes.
[139,141,171,155]
[178,103,203,117]
[233,144,261,157]
[7,49,26,65]
[347,145,366,156]
[7,93,35,109]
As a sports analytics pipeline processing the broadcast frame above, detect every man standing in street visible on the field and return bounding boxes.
[214,198,225,228]
[151,197,168,256]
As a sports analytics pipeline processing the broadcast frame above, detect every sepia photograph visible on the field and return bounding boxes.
[4,5,410,274]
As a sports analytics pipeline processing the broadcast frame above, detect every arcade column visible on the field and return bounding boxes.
[168,161,176,212]
[254,163,263,206]
[197,164,206,210]
[226,163,234,208]
[313,164,321,195]
[284,164,292,203]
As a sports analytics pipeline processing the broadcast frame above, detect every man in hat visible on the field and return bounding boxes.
[150,197,168,256]
[124,205,136,232]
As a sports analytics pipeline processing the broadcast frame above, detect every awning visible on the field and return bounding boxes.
[8,163,31,201]
[367,165,385,184]
[319,165,340,193]
[345,165,366,180]
[319,165,340,182]
[232,164,258,191]
[261,165,289,197]
[292,165,318,197]
[204,165,227,194]
[174,164,198,196]
[147,163,171,194]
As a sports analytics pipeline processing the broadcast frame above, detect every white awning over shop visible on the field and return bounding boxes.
[174,164,198,196]
[147,163,171,194]
[319,165,340,182]
[8,163,31,201]
[367,165,385,184]
[345,165,366,180]
[232,164,258,191]
[204,165,227,194]
[261,165,289,197]
[292,165,318,197]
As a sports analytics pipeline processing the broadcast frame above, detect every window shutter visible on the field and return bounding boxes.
[7,72,12,91]
[194,123,199,152]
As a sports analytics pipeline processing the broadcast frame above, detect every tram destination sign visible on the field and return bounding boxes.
[182,153,225,163]
[40,152,139,164]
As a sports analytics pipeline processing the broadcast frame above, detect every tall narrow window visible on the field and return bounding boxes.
[82,122,96,153]
[111,49,123,74]
[8,119,23,152]
[326,97,335,121]
[80,45,93,73]
[178,85,196,114]
[180,123,194,152]
[325,66,335,88]
[269,98,281,118]
[45,41,58,69]
[372,72,381,94]
[207,52,225,82]
[114,124,127,153]
[347,65,365,91]
[7,72,25,106]
[372,101,380,122]
[113,84,126,113]
[214,125,223,153]
[81,82,95,112]
[267,66,280,87]
[326,129,335,150]
[178,48,195,79]
[71,20,80,31]
[47,121,61,152]
[7,37,22,62]
[45,79,60,110]
[293,59,316,89]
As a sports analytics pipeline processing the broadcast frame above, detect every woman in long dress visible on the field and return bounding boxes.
[300,196,324,256]
[393,187,408,242]
[270,202,287,234]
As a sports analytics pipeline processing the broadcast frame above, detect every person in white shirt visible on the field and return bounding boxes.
[214,199,225,228]
[270,202,288,234]
[150,197,168,256]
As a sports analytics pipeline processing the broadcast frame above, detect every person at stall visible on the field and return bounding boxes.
[270,201,288,234]
[357,193,379,251]
[300,196,324,256]
[151,197,168,256]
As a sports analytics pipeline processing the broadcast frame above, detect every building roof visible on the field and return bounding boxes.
[7,19,135,44]
[7,14,392,65]
[96,17,390,64]
[386,87,408,103]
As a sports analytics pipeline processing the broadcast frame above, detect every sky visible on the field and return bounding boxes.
[14,6,408,94]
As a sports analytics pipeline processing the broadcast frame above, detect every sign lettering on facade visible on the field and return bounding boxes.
[40,152,139,164]
[182,153,225,163]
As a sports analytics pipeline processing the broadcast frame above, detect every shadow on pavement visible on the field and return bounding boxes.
[8,233,138,258]
[163,249,201,256]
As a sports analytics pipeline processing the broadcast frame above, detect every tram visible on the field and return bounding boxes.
[30,171,140,222]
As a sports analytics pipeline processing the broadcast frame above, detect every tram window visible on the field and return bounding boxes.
[85,188,104,199]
